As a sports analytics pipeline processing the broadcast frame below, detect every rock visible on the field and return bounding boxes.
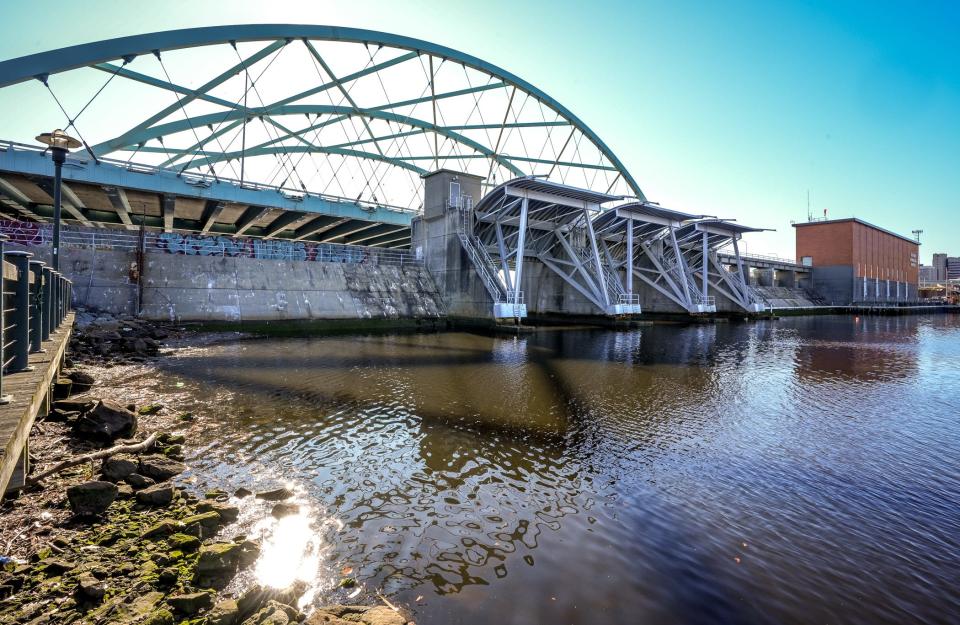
[41,559,76,575]
[238,540,261,567]
[167,591,213,615]
[73,400,138,441]
[208,599,240,625]
[182,511,222,538]
[237,582,307,621]
[197,500,240,523]
[255,487,294,501]
[138,455,186,481]
[305,606,406,625]
[125,473,156,490]
[74,575,106,603]
[67,481,118,516]
[45,408,80,423]
[53,378,73,400]
[138,403,163,415]
[271,502,300,519]
[136,484,175,506]
[53,397,97,414]
[168,533,201,551]
[117,483,135,498]
[194,542,243,588]
[142,609,175,625]
[142,519,182,539]
[241,600,298,625]
[101,456,138,481]
[177,412,196,422]
[64,370,95,392]
[235,487,253,498]
[158,567,178,587]
[157,432,186,445]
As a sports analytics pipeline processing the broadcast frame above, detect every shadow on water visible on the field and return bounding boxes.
[118,315,960,625]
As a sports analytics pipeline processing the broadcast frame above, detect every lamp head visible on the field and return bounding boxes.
[35,129,82,151]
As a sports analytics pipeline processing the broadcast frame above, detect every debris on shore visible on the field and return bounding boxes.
[0,314,413,625]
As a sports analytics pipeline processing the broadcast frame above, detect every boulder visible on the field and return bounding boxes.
[182,511,222,538]
[194,542,243,589]
[101,456,138,481]
[236,582,307,622]
[255,487,294,501]
[125,473,156,490]
[207,599,240,625]
[166,591,213,615]
[66,481,118,516]
[305,606,406,625]
[53,398,97,414]
[240,600,298,625]
[65,370,95,393]
[197,501,240,523]
[138,455,186,482]
[142,519,182,539]
[74,575,106,603]
[271,502,300,519]
[234,487,253,498]
[73,400,138,441]
[136,484,175,506]
[168,533,201,551]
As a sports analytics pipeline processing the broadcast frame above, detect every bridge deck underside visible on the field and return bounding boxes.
[0,150,412,249]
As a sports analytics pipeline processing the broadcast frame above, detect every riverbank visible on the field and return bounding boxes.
[0,312,412,625]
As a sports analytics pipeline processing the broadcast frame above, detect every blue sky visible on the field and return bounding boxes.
[0,0,956,262]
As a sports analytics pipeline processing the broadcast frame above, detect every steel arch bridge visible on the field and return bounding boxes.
[0,25,643,243]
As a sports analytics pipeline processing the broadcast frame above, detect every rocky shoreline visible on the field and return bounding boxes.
[0,311,412,625]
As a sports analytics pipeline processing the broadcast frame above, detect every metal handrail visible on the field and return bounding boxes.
[0,220,419,268]
[0,242,70,404]
[0,139,419,215]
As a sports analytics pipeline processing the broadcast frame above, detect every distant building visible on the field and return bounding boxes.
[793,218,919,304]
[919,265,936,283]
[948,257,960,280]
[933,253,948,281]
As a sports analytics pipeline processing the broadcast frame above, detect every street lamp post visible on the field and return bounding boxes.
[35,129,81,272]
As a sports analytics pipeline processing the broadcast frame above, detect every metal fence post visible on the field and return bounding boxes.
[4,251,33,372]
[0,235,9,404]
[29,260,44,353]
[41,267,52,341]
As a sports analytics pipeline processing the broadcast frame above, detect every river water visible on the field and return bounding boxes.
[105,315,960,624]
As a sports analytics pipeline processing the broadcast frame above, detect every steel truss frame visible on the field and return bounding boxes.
[470,177,625,316]
[673,220,767,313]
[0,24,645,211]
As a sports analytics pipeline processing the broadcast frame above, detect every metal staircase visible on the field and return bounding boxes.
[455,196,525,318]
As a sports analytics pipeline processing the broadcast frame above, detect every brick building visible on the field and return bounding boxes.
[793,218,919,304]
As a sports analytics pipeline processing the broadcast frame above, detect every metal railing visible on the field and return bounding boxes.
[0,235,72,404]
[0,220,419,268]
[0,139,419,216]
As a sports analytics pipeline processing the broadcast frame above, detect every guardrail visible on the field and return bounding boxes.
[0,235,71,404]
[0,221,418,267]
[719,250,801,266]
[0,139,419,216]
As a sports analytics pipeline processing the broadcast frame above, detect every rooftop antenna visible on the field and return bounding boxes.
[807,189,812,222]
[912,229,923,243]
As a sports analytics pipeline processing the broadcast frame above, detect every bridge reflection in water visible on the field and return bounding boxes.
[91,315,960,625]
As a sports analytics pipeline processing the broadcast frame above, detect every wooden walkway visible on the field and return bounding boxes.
[0,312,74,496]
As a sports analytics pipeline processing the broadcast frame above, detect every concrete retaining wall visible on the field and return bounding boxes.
[8,243,444,322]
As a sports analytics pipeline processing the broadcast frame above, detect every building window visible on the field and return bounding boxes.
[801,256,813,267]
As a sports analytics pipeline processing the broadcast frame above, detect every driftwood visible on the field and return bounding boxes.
[24,432,158,486]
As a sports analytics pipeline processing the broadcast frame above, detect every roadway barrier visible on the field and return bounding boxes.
[0,235,71,404]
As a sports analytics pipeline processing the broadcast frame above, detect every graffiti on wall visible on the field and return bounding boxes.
[153,232,369,263]
[0,220,402,264]
[0,220,51,246]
